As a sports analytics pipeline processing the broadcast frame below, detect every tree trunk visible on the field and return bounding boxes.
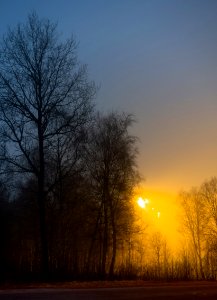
[109,225,117,278]
[38,124,49,277]
[87,202,103,274]
[109,200,117,279]
[38,185,49,276]
[101,202,108,279]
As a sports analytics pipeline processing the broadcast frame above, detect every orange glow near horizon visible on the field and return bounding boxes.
[134,187,181,251]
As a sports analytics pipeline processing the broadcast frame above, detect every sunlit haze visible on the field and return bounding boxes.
[135,188,181,250]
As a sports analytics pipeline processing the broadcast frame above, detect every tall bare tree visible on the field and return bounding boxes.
[0,13,95,276]
[179,188,209,279]
[201,177,217,277]
[85,112,139,278]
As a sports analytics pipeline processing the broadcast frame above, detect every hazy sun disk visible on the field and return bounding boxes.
[137,197,149,208]
[135,188,181,251]
[137,197,161,219]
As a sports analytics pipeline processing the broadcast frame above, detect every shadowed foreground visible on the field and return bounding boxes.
[1,282,217,299]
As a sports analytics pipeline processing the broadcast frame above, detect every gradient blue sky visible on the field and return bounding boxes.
[1,0,217,195]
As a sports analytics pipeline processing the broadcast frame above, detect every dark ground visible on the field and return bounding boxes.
[0,281,217,299]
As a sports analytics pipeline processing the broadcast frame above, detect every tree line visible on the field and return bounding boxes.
[179,177,217,280]
[0,13,139,281]
[1,13,217,282]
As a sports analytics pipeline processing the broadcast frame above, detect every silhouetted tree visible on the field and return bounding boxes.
[0,13,95,276]
[150,232,164,279]
[179,188,208,279]
[201,177,217,278]
[85,112,139,278]
[8,178,40,276]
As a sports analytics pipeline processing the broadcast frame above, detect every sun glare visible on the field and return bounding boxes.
[137,197,149,208]
[137,196,161,219]
[135,188,181,251]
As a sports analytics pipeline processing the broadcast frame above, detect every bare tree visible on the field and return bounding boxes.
[0,13,95,276]
[150,232,164,279]
[85,112,139,278]
[201,178,217,232]
[179,188,209,279]
[201,177,217,278]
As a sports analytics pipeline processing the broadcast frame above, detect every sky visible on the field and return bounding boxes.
[1,0,217,200]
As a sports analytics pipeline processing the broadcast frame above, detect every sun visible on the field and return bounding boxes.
[137,197,149,208]
[136,196,161,219]
[134,188,181,251]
